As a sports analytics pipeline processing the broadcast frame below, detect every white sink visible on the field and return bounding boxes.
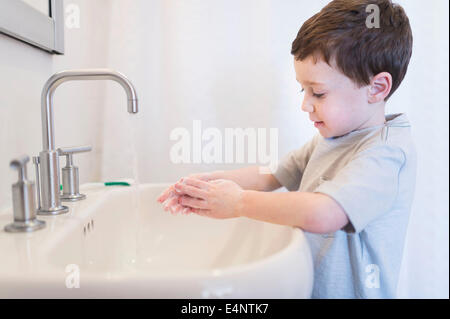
[0,183,313,298]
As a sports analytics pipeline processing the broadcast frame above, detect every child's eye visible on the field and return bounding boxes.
[300,88,305,94]
[313,92,325,98]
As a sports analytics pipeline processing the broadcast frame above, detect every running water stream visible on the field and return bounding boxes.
[127,113,141,271]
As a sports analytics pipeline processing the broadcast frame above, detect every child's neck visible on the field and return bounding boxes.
[358,104,386,130]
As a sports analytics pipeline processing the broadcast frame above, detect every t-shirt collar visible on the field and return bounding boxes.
[324,113,410,142]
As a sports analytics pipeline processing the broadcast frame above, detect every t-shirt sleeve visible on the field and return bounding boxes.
[313,144,406,234]
[273,135,319,191]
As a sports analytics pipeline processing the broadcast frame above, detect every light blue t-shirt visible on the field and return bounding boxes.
[273,113,417,298]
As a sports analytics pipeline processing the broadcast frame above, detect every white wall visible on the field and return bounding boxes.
[0,0,112,211]
[392,0,449,299]
[0,0,447,298]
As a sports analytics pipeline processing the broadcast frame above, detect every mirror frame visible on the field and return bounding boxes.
[0,0,64,54]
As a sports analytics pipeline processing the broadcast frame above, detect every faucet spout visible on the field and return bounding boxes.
[37,69,138,215]
[41,69,138,151]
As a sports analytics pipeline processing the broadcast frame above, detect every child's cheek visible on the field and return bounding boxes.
[322,104,345,135]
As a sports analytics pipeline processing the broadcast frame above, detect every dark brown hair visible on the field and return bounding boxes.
[291,0,413,100]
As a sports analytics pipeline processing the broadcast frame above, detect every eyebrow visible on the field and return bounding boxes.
[296,78,325,86]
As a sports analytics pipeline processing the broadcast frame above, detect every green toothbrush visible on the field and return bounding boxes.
[60,182,131,190]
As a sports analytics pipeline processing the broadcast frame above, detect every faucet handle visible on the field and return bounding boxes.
[10,154,30,167]
[58,145,91,159]
[58,145,92,167]
[58,145,92,156]
[10,155,30,181]
[57,145,92,202]
[4,155,46,233]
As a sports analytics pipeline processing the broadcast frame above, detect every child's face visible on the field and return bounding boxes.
[294,55,377,138]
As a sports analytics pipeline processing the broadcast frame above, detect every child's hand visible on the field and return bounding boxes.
[155,182,185,214]
[156,172,221,203]
[174,177,244,219]
[156,171,226,214]
[157,183,179,204]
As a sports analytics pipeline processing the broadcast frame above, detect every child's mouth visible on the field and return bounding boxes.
[314,121,324,128]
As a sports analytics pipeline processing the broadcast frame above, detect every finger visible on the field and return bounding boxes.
[157,185,175,202]
[170,203,184,214]
[162,193,177,205]
[174,183,209,199]
[161,196,173,208]
[189,208,210,216]
[209,180,222,184]
[169,202,185,214]
[180,177,211,190]
[158,177,186,202]
[174,205,197,215]
[178,195,209,209]
[163,196,179,211]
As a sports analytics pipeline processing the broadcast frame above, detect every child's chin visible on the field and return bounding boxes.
[317,129,331,138]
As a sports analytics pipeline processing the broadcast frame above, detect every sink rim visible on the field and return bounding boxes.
[0,183,312,280]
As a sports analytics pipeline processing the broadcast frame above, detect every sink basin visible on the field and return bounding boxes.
[0,183,313,298]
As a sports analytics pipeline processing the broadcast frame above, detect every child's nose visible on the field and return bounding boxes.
[301,98,315,113]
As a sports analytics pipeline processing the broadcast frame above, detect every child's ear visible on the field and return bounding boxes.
[368,72,392,103]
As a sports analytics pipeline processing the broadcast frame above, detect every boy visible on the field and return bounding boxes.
[157,0,416,299]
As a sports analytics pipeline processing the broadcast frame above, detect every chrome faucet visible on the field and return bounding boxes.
[37,69,138,215]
